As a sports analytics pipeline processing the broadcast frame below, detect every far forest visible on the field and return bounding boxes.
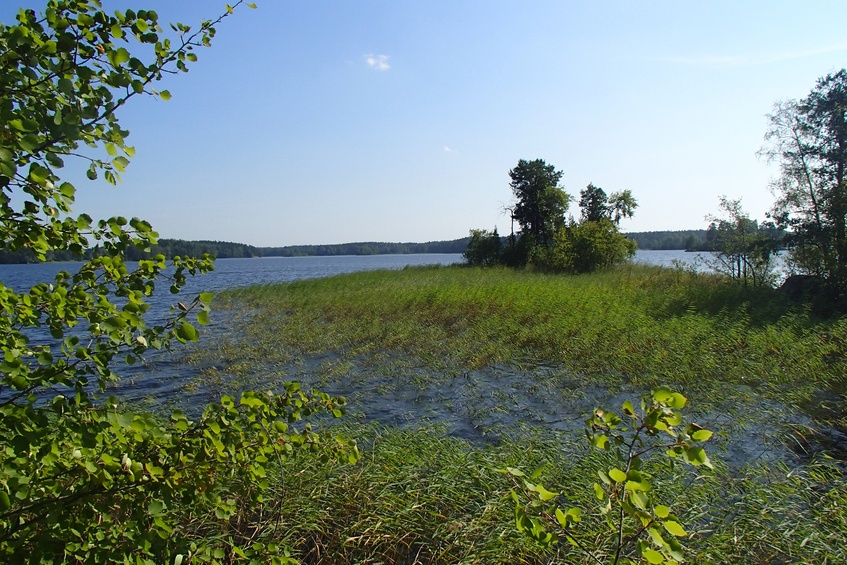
[0,230,778,264]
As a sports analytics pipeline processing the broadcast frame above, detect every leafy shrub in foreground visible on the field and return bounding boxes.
[0,2,357,562]
[506,387,713,564]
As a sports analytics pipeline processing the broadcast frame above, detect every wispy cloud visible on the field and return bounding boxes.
[365,54,390,71]
[443,145,453,153]
[657,43,847,68]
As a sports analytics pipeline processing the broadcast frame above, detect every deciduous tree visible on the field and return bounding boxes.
[608,189,638,226]
[463,227,502,266]
[579,184,637,226]
[762,69,847,293]
[706,196,781,287]
[0,2,355,562]
[548,218,636,273]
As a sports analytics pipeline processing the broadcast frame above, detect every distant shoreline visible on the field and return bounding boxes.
[0,230,715,264]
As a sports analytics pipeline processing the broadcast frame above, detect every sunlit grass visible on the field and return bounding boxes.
[181,263,847,563]
[223,424,846,564]
[202,263,846,411]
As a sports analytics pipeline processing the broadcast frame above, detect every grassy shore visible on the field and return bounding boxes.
[183,263,846,563]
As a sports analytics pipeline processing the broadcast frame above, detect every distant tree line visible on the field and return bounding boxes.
[626,230,707,251]
[2,229,790,266]
[0,239,260,264]
[140,239,260,260]
[259,239,470,257]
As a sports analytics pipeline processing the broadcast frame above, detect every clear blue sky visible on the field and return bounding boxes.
[5,1,847,246]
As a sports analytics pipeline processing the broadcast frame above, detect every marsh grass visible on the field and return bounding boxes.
[225,425,845,564]
[180,264,847,563]
[201,264,846,413]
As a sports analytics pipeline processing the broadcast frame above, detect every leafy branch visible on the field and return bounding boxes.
[505,387,714,565]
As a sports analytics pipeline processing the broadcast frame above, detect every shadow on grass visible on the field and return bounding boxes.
[636,265,836,327]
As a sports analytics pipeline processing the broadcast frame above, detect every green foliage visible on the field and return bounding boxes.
[261,238,471,257]
[508,158,571,251]
[463,227,502,266]
[496,164,637,272]
[543,218,637,273]
[580,184,638,227]
[608,190,638,226]
[580,183,610,222]
[0,1,357,562]
[705,196,782,287]
[763,69,847,294]
[507,388,713,564]
[204,264,846,409]
[199,266,846,563]
[1,386,356,563]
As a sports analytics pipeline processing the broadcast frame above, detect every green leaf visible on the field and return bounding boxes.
[609,468,627,483]
[113,156,130,172]
[654,504,670,518]
[668,392,687,409]
[652,386,673,403]
[625,479,651,492]
[59,182,76,199]
[109,47,130,67]
[555,507,568,528]
[593,483,605,500]
[29,164,50,184]
[692,429,713,442]
[534,484,558,501]
[159,89,172,101]
[663,520,687,537]
[176,322,198,341]
[148,499,166,516]
[684,446,712,467]
[642,548,664,564]
[630,490,648,511]
[647,526,666,546]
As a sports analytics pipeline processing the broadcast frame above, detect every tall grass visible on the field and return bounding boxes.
[222,424,846,564]
[181,263,846,563]
[204,264,846,412]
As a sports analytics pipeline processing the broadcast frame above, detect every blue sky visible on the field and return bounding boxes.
[5,1,847,246]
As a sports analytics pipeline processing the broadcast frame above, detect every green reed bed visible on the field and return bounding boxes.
[205,264,846,410]
[227,424,845,564]
[182,264,847,563]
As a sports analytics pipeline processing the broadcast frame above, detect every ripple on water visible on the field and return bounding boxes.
[109,347,841,472]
